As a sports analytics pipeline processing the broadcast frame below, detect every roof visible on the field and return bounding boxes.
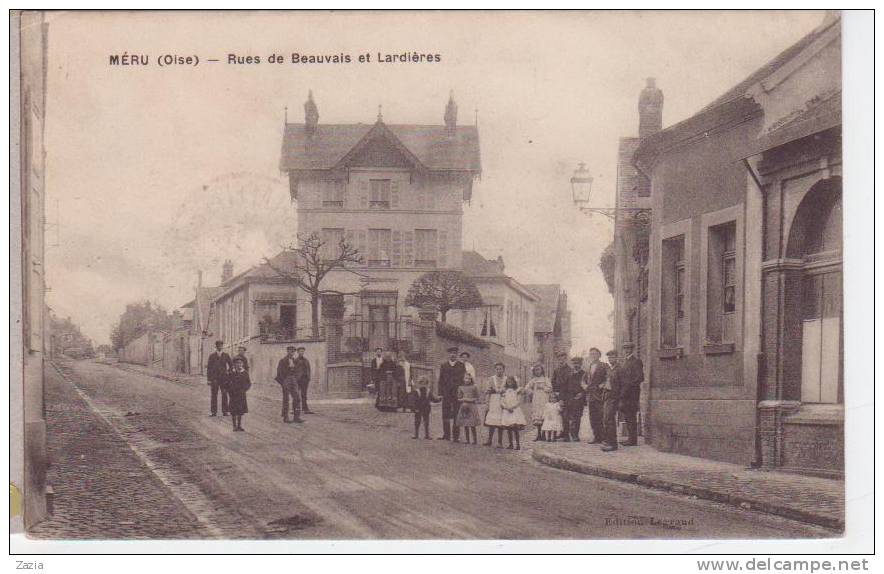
[212,250,303,301]
[523,284,562,333]
[701,17,837,112]
[280,121,481,172]
[741,89,841,157]
[635,15,840,172]
[462,250,506,277]
[462,250,540,302]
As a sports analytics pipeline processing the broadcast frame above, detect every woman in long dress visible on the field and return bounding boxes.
[483,362,508,447]
[524,364,552,441]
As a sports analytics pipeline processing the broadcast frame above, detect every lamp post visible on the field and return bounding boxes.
[570,162,650,225]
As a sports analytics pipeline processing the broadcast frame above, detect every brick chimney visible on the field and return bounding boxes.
[221,260,233,283]
[444,90,458,137]
[638,77,664,140]
[304,90,319,137]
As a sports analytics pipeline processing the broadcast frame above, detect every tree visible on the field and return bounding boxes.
[598,240,616,295]
[404,270,483,322]
[263,232,364,338]
[110,301,175,351]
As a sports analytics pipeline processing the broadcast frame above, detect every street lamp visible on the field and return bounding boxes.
[570,162,650,225]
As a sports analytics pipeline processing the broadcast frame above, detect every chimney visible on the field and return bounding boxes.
[444,90,458,137]
[197,269,203,288]
[221,260,234,283]
[496,255,505,274]
[638,77,664,140]
[304,90,319,137]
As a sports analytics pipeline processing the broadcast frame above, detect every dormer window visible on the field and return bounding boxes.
[369,179,391,209]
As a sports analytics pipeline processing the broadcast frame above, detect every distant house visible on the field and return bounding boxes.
[525,283,572,373]
[448,250,540,380]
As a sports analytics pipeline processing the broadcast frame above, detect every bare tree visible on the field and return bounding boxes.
[405,270,483,322]
[263,232,364,338]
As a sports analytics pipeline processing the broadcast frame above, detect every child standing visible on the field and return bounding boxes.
[525,364,552,441]
[409,376,440,439]
[500,376,527,450]
[227,358,252,432]
[455,373,481,445]
[541,392,564,442]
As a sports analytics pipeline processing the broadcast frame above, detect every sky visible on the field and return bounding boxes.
[43,10,825,349]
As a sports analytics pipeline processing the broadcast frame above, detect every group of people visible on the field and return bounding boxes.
[205,340,254,431]
[418,342,644,452]
[205,336,644,451]
[205,341,314,431]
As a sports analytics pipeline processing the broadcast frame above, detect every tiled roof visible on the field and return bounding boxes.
[524,284,562,333]
[280,122,481,172]
[461,250,505,277]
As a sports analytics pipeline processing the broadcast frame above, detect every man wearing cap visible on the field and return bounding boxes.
[206,340,232,416]
[294,347,313,414]
[437,346,466,441]
[274,346,304,423]
[560,356,587,441]
[584,347,608,445]
[600,350,623,451]
[618,342,644,446]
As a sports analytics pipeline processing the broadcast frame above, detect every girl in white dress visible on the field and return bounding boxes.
[483,362,508,447]
[500,376,527,450]
[525,364,552,441]
[541,392,564,441]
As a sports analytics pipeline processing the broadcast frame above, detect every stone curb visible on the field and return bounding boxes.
[531,448,844,532]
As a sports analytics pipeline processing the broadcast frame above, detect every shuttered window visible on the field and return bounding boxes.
[369,180,391,209]
[415,229,438,267]
[368,229,392,267]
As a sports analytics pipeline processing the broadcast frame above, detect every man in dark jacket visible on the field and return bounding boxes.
[618,342,644,446]
[275,346,304,423]
[560,356,587,442]
[550,351,571,395]
[206,340,232,416]
[584,348,608,444]
[294,347,313,414]
[600,350,623,451]
[437,346,466,441]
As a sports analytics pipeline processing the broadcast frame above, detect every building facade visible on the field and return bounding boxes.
[279,92,480,349]
[631,13,842,476]
[16,11,50,528]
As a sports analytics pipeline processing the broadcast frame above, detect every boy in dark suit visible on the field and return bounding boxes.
[409,376,440,439]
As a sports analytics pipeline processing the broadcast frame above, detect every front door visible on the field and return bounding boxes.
[368,305,391,352]
[801,269,842,403]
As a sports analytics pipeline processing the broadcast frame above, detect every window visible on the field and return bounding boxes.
[369,179,391,209]
[368,228,392,267]
[706,221,736,344]
[321,228,345,260]
[480,306,498,337]
[661,235,686,348]
[322,181,345,208]
[414,229,438,267]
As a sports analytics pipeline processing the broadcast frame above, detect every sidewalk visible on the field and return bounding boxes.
[532,442,844,531]
[28,363,211,539]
